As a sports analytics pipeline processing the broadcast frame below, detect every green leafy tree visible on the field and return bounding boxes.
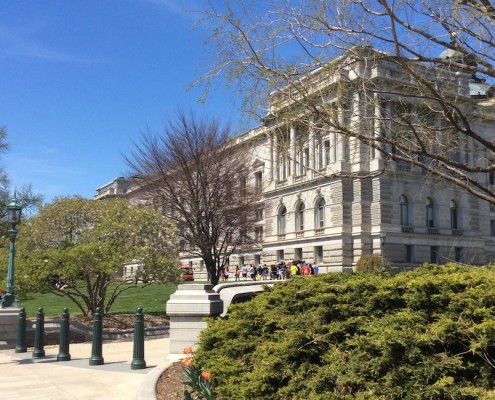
[194,264,495,399]
[16,196,179,316]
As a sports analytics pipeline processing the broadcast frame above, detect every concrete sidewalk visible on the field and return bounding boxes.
[0,337,174,399]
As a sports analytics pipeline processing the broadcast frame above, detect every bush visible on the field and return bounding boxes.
[355,253,391,273]
[194,264,495,399]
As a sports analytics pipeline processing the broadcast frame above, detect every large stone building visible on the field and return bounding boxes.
[96,48,495,279]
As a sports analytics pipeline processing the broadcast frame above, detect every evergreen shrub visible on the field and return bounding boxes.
[194,264,495,399]
[355,253,391,273]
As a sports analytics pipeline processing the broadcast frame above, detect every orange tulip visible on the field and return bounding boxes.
[181,346,193,354]
[181,357,193,366]
[201,371,211,381]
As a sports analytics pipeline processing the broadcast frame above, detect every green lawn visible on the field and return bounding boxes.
[18,282,178,317]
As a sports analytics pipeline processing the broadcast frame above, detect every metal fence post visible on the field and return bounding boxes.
[89,307,104,365]
[15,307,26,353]
[57,308,71,361]
[131,307,146,370]
[32,307,45,358]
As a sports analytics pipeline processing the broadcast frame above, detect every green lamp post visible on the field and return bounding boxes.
[1,198,22,308]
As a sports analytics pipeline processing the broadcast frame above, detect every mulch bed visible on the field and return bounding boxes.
[155,361,186,400]
[70,313,168,331]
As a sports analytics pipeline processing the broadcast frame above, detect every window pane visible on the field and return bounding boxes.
[279,207,286,234]
[318,198,325,228]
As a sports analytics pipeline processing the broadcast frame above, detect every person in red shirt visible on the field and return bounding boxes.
[301,263,311,276]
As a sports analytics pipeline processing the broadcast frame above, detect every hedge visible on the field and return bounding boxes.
[194,264,495,399]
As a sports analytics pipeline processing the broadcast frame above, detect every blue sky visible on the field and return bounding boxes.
[0,0,244,202]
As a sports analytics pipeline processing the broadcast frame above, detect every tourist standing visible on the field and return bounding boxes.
[290,263,298,277]
[250,264,257,280]
[312,262,319,275]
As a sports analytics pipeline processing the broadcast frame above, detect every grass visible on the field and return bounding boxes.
[18,282,178,318]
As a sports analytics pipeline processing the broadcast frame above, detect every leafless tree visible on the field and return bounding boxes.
[195,0,495,204]
[0,126,42,220]
[125,110,260,285]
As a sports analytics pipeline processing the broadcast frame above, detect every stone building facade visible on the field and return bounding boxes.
[96,49,495,279]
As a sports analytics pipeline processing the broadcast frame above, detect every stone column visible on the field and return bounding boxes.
[290,124,296,176]
[308,121,315,171]
[269,133,274,181]
[330,132,336,164]
[166,284,223,354]
[374,94,383,160]
[337,106,346,162]
[384,100,392,154]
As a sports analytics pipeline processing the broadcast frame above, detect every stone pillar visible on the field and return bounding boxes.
[269,133,274,181]
[166,284,223,355]
[384,100,392,154]
[308,121,315,171]
[330,132,336,164]
[290,124,296,176]
[374,94,383,160]
[337,106,346,162]
[0,307,20,349]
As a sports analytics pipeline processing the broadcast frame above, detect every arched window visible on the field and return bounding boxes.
[315,198,326,228]
[278,206,287,234]
[400,195,409,226]
[450,200,459,229]
[295,202,305,232]
[426,197,435,228]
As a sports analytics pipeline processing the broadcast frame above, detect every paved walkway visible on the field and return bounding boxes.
[0,337,175,399]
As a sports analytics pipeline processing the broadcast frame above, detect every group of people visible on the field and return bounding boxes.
[219,260,319,282]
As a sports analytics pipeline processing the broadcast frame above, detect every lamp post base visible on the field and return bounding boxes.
[0,294,19,309]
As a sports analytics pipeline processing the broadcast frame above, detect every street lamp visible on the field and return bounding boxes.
[1,198,22,308]
[380,231,386,272]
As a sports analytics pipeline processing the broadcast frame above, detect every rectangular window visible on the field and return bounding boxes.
[294,248,303,261]
[189,261,193,268]
[240,176,247,197]
[405,245,413,263]
[255,254,261,266]
[276,250,284,263]
[491,220,495,236]
[255,226,264,242]
[454,247,462,263]
[314,246,323,263]
[239,228,247,243]
[430,247,438,264]
[256,208,264,221]
[238,256,244,267]
[426,206,435,228]
[254,171,263,193]
[450,207,458,229]
[199,260,204,271]
[400,203,409,226]
[489,172,494,185]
